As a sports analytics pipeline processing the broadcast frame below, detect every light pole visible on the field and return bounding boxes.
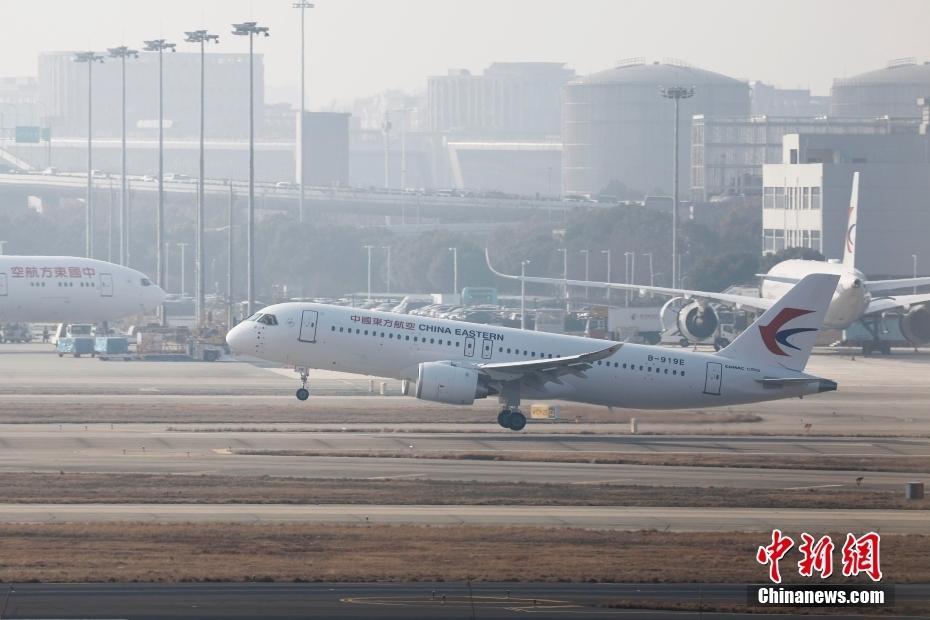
[557,248,568,305]
[520,259,531,330]
[185,30,219,329]
[176,242,188,295]
[73,51,104,259]
[601,249,611,303]
[382,112,392,189]
[227,181,235,327]
[364,245,375,300]
[106,46,138,267]
[143,38,176,321]
[293,1,314,224]
[0,240,7,255]
[579,249,589,299]
[914,254,919,294]
[232,22,270,318]
[642,252,654,286]
[381,246,391,294]
[448,247,458,296]
[624,251,635,307]
[661,85,694,289]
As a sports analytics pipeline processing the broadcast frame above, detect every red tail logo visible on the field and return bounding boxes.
[759,308,817,356]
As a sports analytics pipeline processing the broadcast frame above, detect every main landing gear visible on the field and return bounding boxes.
[497,408,527,431]
[295,368,310,401]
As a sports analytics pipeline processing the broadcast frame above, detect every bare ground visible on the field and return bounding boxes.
[236,448,930,474]
[1,524,928,585]
[0,399,761,425]
[1,473,926,510]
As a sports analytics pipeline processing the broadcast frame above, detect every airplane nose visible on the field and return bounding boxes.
[226,324,245,354]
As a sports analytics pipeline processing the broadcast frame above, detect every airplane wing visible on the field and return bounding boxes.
[478,342,622,383]
[864,293,930,316]
[486,249,774,312]
[865,277,930,294]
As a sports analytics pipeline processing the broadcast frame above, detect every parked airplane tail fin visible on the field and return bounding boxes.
[716,273,839,372]
[843,172,859,268]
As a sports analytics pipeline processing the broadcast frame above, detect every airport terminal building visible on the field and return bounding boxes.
[762,132,930,276]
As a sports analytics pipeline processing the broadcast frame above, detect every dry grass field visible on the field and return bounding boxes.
[1,524,928,585]
[1,472,926,510]
[238,448,930,474]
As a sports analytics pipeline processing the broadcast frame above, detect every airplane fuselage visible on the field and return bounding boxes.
[0,256,165,323]
[761,260,869,329]
[228,302,829,410]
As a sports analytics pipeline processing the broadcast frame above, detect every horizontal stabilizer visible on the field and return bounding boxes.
[756,377,837,392]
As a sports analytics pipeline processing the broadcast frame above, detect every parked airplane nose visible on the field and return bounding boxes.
[225,323,247,355]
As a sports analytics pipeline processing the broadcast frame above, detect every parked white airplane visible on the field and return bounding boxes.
[0,256,165,323]
[227,273,839,430]
[487,173,930,355]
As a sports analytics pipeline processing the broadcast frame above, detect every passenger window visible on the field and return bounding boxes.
[364,330,368,335]
[331,326,335,331]
[681,371,686,377]
[140,278,152,287]
[389,333,393,338]
[339,327,344,332]
[430,338,435,344]
[406,335,410,341]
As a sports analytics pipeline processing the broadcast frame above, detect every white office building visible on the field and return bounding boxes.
[763,133,930,276]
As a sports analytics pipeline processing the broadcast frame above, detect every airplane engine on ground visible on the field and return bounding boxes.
[677,301,719,343]
[415,362,490,405]
[900,303,930,344]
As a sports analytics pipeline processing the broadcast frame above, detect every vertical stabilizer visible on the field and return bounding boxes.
[843,172,859,268]
[716,273,839,372]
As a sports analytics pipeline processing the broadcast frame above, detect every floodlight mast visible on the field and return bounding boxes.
[660,85,694,290]
[142,38,176,324]
[184,30,220,331]
[106,46,138,267]
[232,21,270,318]
[72,51,105,259]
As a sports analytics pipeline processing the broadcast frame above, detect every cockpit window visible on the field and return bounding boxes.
[258,314,278,326]
[245,312,262,322]
[140,278,152,287]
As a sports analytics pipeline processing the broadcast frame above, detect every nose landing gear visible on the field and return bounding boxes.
[295,367,310,401]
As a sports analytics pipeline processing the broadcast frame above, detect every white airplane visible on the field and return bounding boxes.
[227,273,839,431]
[487,173,930,355]
[0,256,165,323]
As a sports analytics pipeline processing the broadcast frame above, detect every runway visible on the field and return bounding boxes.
[2,582,925,620]
[0,422,926,491]
[1,503,925,532]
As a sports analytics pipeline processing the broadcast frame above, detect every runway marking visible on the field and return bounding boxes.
[342,595,576,608]
[365,473,426,480]
[781,484,845,490]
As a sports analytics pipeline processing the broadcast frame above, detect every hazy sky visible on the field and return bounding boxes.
[5,0,929,107]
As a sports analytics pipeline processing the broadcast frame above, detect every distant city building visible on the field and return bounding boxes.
[751,81,829,117]
[37,51,264,139]
[831,58,930,119]
[691,115,917,200]
[0,77,39,134]
[427,62,574,135]
[561,59,750,199]
[297,112,350,187]
[762,132,930,276]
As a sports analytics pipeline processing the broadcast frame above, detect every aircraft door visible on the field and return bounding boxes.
[703,362,722,396]
[299,310,319,343]
[481,338,493,360]
[463,336,475,357]
[99,273,113,297]
[0,273,6,296]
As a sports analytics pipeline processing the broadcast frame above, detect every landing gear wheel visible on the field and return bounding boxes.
[295,367,310,401]
[679,338,690,348]
[881,342,891,355]
[497,409,512,428]
[508,411,527,431]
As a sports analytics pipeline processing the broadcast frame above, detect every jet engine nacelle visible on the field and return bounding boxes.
[677,301,719,342]
[900,303,930,345]
[415,361,489,405]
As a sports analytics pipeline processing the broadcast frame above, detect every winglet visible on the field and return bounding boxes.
[843,172,858,268]
[716,273,839,372]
